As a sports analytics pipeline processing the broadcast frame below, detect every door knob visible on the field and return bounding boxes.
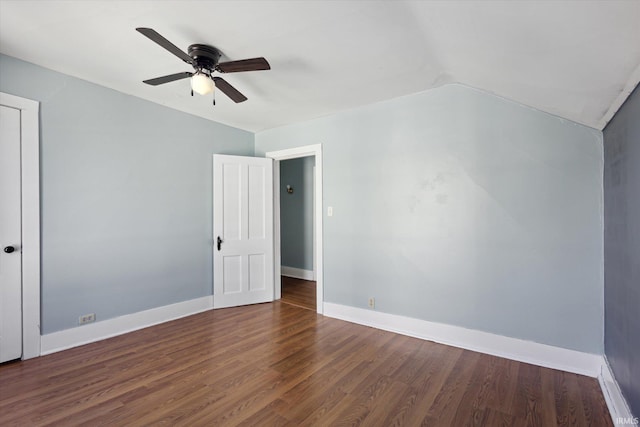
[217,236,223,251]
[3,246,15,253]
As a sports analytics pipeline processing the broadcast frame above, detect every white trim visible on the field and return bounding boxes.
[40,296,214,355]
[599,63,640,130]
[273,161,282,300]
[281,266,315,281]
[312,165,316,279]
[0,92,41,360]
[599,355,637,425]
[324,302,602,377]
[266,144,323,314]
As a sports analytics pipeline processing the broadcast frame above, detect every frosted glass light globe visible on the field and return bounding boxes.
[191,73,215,95]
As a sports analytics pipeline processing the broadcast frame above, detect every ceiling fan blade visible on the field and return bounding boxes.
[143,72,193,86]
[216,57,270,73]
[213,77,247,103]
[136,27,194,64]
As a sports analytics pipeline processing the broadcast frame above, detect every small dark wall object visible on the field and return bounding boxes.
[4,246,15,253]
[286,185,294,194]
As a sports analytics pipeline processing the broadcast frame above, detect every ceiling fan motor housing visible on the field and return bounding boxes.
[188,44,222,71]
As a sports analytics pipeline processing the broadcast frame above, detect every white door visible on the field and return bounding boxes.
[0,105,23,363]
[213,155,274,309]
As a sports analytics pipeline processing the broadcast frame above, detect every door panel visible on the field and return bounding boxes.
[0,105,22,362]
[248,165,266,239]
[222,163,242,241]
[223,256,242,294]
[248,254,266,291]
[213,155,274,309]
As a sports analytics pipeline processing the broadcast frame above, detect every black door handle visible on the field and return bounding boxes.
[217,236,223,251]
[4,246,15,253]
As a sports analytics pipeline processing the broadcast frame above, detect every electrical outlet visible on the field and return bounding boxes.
[368,297,375,309]
[79,313,96,325]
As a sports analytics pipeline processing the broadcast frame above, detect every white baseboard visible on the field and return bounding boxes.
[599,356,637,425]
[323,302,602,377]
[281,266,315,281]
[40,296,214,355]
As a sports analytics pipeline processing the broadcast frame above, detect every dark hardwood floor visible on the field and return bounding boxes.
[0,302,612,426]
[280,275,316,311]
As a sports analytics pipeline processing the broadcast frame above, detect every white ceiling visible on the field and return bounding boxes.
[1,0,639,132]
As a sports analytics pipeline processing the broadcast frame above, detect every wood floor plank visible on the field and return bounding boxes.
[485,356,520,414]
[401,344,464,425]
[449,353,493,426]
[0,302,612,426]
[540,366,560,426]
[577,373,614,427]
[379,380,419,427]
[558,370,589,426]
[483,408,526,427]
[362,380,409,425]
[236,402,291,427]
[512,362,545,425]
[425,350,481,425]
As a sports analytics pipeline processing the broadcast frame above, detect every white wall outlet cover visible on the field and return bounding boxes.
[78,313,96,325]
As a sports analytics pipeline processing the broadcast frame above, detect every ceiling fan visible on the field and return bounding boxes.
[136,27,270,104]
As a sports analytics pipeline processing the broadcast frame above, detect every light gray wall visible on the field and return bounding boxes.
[604,84,640,417]
[256,83,604,354]
[0,54,254,334]
[280,156,315,271]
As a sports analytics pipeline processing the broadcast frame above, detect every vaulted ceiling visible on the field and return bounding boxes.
[1,0,638,132]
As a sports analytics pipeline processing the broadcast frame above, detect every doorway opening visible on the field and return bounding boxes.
[266,144,323,314]
[278,155,315,310]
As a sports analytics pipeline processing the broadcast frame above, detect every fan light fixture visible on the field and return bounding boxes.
[191,72,215,95]
[136,28,270,104]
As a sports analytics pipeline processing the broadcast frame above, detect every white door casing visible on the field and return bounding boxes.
[0,92,40,360]
[0,105,23,362]
[213,155,274,308]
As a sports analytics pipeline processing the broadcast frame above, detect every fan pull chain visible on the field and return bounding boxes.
[191,89,194,97]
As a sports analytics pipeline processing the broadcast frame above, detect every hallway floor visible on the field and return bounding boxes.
[280,275,316,311]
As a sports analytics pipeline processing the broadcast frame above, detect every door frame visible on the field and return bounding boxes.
[0,92,41,359]
[266,144,323,314]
